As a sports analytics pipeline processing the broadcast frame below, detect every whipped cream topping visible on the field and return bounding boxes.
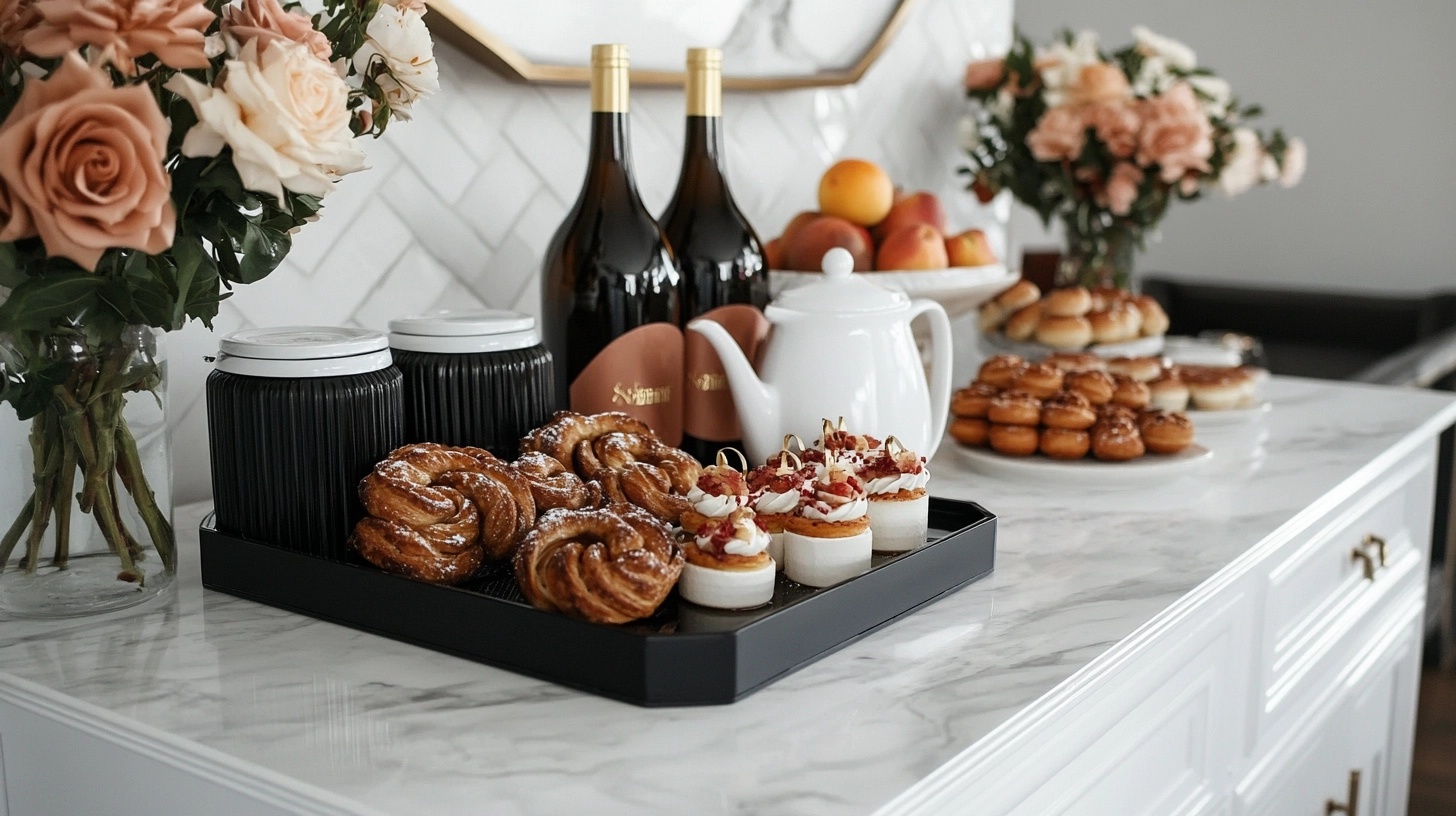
[799,458,868,522]
[753,490,800,515]
[694,509,771,557]
[802,497,869,522]
[865,469,931,496]
[686,486,747,517]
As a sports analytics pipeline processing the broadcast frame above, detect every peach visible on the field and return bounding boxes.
[764,237,784,270]
[945,229,998,267]
[876,224,949,271]
[783,214,873,271]
[780,210,819,247]
[872,191,947,242]
[818,159,894,227]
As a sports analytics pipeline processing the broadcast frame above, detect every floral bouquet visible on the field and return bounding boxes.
[0,0,435,608]
[962,27,1305,289]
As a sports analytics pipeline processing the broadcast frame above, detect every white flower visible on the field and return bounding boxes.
[352,4,438,120]
[1036,30,1100,108]
[203,33,226,59]
[1259,153,1280,183]
[1217,128,1263,197]
[1188,74,1231,118]
[1132,55,1170,97]
[1133,26,1196,71]
[1280,137,1307,188]
[167,39,366,201]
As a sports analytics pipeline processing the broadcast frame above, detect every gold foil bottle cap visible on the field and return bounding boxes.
[591,43,629,112]
[685,46,722,117]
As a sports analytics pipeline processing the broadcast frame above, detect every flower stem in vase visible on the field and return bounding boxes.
[52,431,77,568]
[25,414,59,572]
[115,416,175,570]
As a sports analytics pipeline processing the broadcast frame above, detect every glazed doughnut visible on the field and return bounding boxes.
[988,423,1039,456]
[986,390,1043,426]
[1065,369,1116,405]
[951,382,1002,418]
[576,432,701,522]
[520,410,653,470]
[978,300,1008,333]
[994,279,1041,313]
[1138,410,1195,455]
[1132,295,1170,336]
[1003,302,1043,342]
[514,452,605,511]
[1045,286,1093,317]
[949,417,990,447]
[1039,427,1091,460]
[1088,303,1142,345]
[976,354,1027,390]
[1091,420,1145,461]
[513,504,684,624]
[1110,374,1151,410]
[1012,362,1065,399]
[1040,391,1097,430]
[1042,352,1107,373]
[1147,373,1190,413]
[435,461,537,561]
[1106,356,1166,383]
[1034,315,1094,349]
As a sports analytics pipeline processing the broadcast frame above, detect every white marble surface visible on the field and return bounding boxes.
[3,377,1455,815]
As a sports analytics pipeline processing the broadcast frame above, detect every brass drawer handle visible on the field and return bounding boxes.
[1351,547,1376,581]
[1326,769,1360,815]
[1362,533,1387,567]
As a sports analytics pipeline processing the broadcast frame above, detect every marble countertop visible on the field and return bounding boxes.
[3,377,1456,815]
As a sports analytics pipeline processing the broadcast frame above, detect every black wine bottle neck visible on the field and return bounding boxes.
[583,111,643,200]
[673,115,728,200]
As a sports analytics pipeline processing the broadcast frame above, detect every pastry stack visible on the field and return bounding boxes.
[1088,355,1262,412]
[950,354,1195,461]
[979,281,1170,350]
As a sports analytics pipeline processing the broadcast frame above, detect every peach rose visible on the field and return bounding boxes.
[1026,105,1086,163]
[1136,82,1213,183]
[1083,102,1139,159]
[1099,162,1144,216]
[964,58,1005,91]
[24,0,213,73]
[0,52,174,270]
[224,0,332,64]
[1066,62,1131,108]
[0,0,40,52]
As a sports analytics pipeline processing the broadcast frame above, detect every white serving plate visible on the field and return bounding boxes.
[1187,400,1273,427]
[770,263,1017,319]
[979,330,1166,360]
[951,442,1212,484]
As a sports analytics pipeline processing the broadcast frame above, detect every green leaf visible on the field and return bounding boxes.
[237,222,290,284]
[170,238,207,329]
[0,273,101,332]
[7,359,69,421]
[0,243,25,287]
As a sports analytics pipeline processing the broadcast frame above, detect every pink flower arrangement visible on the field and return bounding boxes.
[962,28,1305,288]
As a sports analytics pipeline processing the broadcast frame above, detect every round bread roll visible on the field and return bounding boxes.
[1132,295,1170,336]
[986,390,1043,426]
[1041,391,1096,430]
[1034,315,1093,349]
[1110,374,1151,410]
[1138,410,1195,455]
[989,423,1039,457]
[1042,352,1106,373]
[1148,374,1190,412]
[978,300,1008,333]
[994,279,1041,313]
[1004,302,1043,341]
[1039,427,1091,460]
[1089,287,1127,312]
[1045,286,1093,318]
[1065,369,1115,405]
[949,417,990,447]
[1012,362,1065,399]
[976,354,1027,390]
[1091,420,1145,461]
[1106,355,1166,383]
[1088,302,1142,345]
[951,382,1002,419]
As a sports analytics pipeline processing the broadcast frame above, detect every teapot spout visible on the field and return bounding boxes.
[687,318,779,462]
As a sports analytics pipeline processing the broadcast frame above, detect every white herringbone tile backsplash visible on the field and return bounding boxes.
[167,0,1014,503]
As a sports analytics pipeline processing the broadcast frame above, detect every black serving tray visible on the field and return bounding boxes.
[199,498,996,706]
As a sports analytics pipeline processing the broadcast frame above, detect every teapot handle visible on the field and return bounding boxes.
[910,298,953,454]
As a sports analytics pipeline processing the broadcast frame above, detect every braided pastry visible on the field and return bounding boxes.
[435,459,537,561]
[514,504,684,624]
[577,431,701,522]
[520,410,653,470]
[514,451,604,511]
[352,444,488,584]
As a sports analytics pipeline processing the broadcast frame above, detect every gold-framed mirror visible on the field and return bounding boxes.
[425,0,916,90]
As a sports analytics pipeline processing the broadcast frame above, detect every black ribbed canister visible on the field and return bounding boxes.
[206,328,404,561]
[392,346,552,455]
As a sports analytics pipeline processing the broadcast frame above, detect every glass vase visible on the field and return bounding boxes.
[0,325,175,618]
[1057,224,1138,291]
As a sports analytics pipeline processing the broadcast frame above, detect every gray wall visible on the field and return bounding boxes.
[1011,0,1456,294]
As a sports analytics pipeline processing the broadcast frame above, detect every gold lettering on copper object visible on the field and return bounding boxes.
[612,383,673,406]
[691,372,728,391]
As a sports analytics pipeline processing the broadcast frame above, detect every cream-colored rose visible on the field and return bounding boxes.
[1132,26,1196,71]
[1084,102,1139,159]
[0,53,174,270]
[168,39,366,201]
[1217,127,1263,197]
[1136,83,1213,183]
[1188,74,1231,118]
[24,0,213,72]
[1066,62,1131,108]
[1036,31,1100,108]
[1026,105,1085,162]
[352,4,437,120]
[1280,137,1307,188]
[224,0,332,63]
[383,0,427,15]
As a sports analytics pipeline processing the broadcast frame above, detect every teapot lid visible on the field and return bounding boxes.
[770,248,909,315]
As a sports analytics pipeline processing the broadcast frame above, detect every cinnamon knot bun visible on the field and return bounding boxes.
[520,410,653,470]
[514,451,605,511]
[577,432,702,522]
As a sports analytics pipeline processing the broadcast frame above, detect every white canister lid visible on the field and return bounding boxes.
[214,326,393,378]
[388,310,542,354]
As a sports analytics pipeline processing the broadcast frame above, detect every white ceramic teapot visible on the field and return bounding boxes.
[688,248,952,463]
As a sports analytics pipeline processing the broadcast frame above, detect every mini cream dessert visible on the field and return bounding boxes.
[679,454,750,534]
[783,456,873,587]
[678,507,776,609]
[815,417,882,471]
[747,451,812,569]
[860,438,931,553]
